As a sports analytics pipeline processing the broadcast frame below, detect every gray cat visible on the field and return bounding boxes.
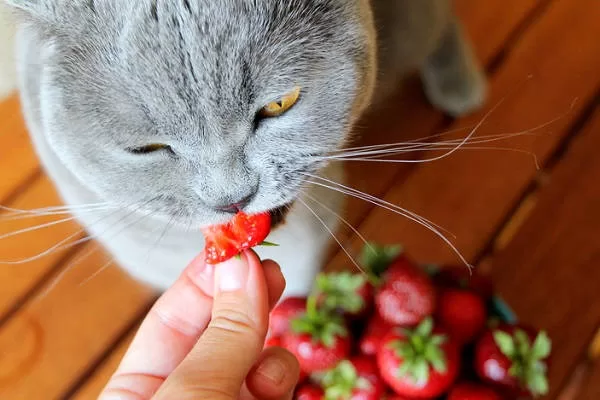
[5,0,486,296]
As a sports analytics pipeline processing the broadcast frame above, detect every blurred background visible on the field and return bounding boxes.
[0,1,599,399]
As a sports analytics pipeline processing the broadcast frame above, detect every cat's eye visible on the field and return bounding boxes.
[259,87,301,118]
[128,143,172,155]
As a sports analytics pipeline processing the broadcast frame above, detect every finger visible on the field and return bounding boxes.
[246,347,300,400]
[154,250,271,399]
[100,255,216,399]
[263,259,286,309]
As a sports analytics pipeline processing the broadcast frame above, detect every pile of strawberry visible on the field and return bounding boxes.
[267,244,552,400]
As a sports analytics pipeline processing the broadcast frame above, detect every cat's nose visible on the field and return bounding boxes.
[213,192,256,214]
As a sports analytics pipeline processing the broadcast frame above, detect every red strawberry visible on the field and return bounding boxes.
[447,382,503,400]
[375,257,436,327]
[314,272,373,318]
[282,297,351,374]
[359,312,393,356]
[474,325,551,398]
[265,335,282,348]
[296,384,325,400]
[270,297,308,337]
[321,356,386,400]
[201,211,272,264]
[436,288,487,345]
[377,318,460,398]
[433,265,494,300]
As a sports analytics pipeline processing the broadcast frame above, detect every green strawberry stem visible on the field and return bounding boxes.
[291,294,348,348]
[259,241,279,247]
[493,329,552,397]
[313,272,367,314]
[322,361,371,400]
[388,318,448,385]
[359,243,402,286]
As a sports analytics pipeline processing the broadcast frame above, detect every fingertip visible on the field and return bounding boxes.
[247,347,300,400]
[263,259,286,308]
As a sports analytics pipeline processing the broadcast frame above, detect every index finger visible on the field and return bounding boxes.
[100,255,216,399]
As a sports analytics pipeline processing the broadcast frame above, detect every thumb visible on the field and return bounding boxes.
[154,251,270,399]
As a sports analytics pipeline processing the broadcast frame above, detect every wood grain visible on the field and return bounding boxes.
[0,94,39,200]
[328,0,600,270]
[578,362,600,400]
[71,327,138,400]
[0,243,155,399]
[490,105,600,399]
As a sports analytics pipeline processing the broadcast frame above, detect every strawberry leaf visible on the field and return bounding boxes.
[359,242,402,282]
[531,331,552,360]
[415,318,434,337]
[494,331,517,358]
[322,361,370,400]
[314,272,367,314]
[259,241,279,247]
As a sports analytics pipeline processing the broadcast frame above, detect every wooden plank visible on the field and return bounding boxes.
[328,0,600,270]
[578,363,600,400]
[0,94,40,200]
[72,327,138,400]
[0,243,155,399]
[488,106,600,399]
[328,0,544,244]
[0,176,84,318]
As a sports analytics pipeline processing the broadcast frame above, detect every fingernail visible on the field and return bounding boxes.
[256,357,286,385]
[216,255,248,292]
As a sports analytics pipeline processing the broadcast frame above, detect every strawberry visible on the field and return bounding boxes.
[474,325,552,398]
[447,382,503,400]
[321,357,386,400]
[269,297,308,337]
[433,265,494,300]
[377,318,460,398]
[359,312,393,356]
[359,243,403,284]
[296,384,325,400]
[374,256,436,327]
[265,336,282,348]
[201,211,272,264]
[314,272,373,318]
[282,296,352,374]
[436,288,487,345]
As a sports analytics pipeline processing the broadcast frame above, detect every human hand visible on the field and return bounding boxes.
[100,250,300,399]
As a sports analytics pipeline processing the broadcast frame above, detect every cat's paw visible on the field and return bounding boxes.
[421,21,488,118]
[422,60,488,118]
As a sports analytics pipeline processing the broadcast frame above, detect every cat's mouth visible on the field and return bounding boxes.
[269,203,293,229]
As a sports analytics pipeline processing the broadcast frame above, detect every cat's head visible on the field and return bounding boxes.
[9,0,377,226]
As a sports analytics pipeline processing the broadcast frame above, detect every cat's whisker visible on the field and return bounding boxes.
[331,145,541,169]
[302,191,373,254]
[37,206,157,299]
[0,206,117,221]
[297,198,366,275]
[0,202,115,217]
[302,173,472,269]
[0,197,158,265]
[302,172,454,238]
[0,215,83,241]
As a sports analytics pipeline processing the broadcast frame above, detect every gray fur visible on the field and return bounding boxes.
[6,0,486,295]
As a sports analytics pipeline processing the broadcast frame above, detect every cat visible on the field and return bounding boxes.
[5,0,486,297]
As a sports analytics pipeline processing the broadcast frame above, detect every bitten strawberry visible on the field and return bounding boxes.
[295,384,325,400]
[475,325,551,398]
[359,312,393,356]
[375,256,436,327]
[201,211,272,264]
[447,382,503,400]
[269,297,308,337]
[437,288,487,345]
[377,318,460,398]
[314,272,373,318]
[321,357,386,400]
[282,297,352,374]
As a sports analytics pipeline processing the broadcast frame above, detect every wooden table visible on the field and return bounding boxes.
[0,1,599,398]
